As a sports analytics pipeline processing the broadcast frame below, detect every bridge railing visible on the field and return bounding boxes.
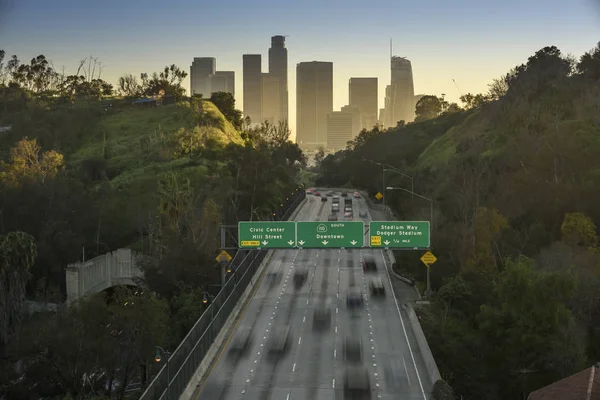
[140,189,306,400]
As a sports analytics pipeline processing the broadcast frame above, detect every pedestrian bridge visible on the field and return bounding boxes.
[65,248,144,303]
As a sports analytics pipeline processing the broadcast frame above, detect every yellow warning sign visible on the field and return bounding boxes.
[420,251,437,267]
[215,250,232,263]
[370,236,382,246]
[240,240,261,247]
[375,192,383,200]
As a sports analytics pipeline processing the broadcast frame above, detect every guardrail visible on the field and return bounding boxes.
[139,189,306,400]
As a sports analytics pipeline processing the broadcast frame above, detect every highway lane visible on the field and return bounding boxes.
[196,196,328,400]
[353,198,429,399]
[196,191,430,400]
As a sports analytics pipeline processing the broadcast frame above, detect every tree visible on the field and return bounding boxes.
[10,55,59,93]
[117,73,141,97]
[560,212,597,248]
[246,120,292,149]
[487,76,508,100]
[314,147,325,168]
[444,103,461,114]
[459,93,488,110]
[346,125,383,151]
[504,46,574,97]
[144,64,188,100]
[577,41,600,80]
[3,288,168,399]
[478,256,584,398]
[415,95,443,121]
[0,231,36,346]
[0,50,6,85]
[209,91,243,130]
[0,137,64,187]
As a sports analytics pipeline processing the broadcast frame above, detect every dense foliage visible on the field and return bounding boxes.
[0,51,306,399]
[315,42,600,399]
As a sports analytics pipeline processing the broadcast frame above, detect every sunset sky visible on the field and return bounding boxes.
[2,0,599,139]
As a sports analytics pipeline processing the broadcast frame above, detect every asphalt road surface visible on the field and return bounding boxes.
[195,190,430,400]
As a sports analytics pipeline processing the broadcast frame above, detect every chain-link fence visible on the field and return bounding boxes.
[139,189,306,400]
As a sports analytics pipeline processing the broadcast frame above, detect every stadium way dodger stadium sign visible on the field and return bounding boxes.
[369,221,430,248]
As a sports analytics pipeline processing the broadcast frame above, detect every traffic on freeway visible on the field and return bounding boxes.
[195,189,430,400]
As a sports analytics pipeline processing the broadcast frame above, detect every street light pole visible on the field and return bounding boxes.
[363,159,415,213]
[384,167,414,200]
[155,346,171,400]
[382,167,386,215]
[386,186,434,297]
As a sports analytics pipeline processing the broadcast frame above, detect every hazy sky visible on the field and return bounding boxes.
[2,0,599,140]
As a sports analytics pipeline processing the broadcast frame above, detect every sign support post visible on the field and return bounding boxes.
[216,250,233,287]
[420,250,437,298]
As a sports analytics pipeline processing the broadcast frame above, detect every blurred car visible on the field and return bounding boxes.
[266,266,283,285]
[267,326,291,358]
[369,277,385,297]
[343,365,371,399]
[332,205,340,212]
[362,255,377,272]
[228,326,252,358]
[314,192,321,196]
[346,289,364,309]
[345,207,352,213]
[321,197,328,202]
[359,211,367,218]
[332,196,340,202]
[341,193,348,197]
[294,267,308,288]
[313,305,331,330]
[353,192,361,198]
[306,189,314,195]
[326,192,333,197]
[344,211,352,218]
[343,336,362,362]
[328,214,337,221]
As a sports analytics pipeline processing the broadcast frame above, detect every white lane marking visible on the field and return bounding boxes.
[403,355,411,384]
[293,363,296,372]
[286,394,290,400]
[332,378,335,388]
[298,336,301,345]
[380,248,427,399]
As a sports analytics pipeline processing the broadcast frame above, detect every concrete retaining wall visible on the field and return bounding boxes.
[404,303,442,386]
[180,198,307,400]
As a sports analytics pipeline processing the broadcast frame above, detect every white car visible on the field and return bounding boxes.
[353,192,361,198]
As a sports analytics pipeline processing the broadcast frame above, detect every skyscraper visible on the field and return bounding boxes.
[268,35,289,123]
[190,57,216,97]
[390,56,415,123]
[327,105,361,151]
[209,71,235,96]
[261,73,280,124]
[243,54,262,123]
[190,57,234,98]
[349,78,378,131]
[296,61,333,150]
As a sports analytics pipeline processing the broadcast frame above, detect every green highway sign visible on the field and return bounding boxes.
[296,221,364,248]
[238,221,297,249]
[369,221,430,249]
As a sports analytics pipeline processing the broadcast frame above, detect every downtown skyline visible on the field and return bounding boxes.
[2,0,598,140]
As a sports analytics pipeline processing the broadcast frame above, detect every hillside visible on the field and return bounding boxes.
[70,100,244,188]
[315,44,600,399]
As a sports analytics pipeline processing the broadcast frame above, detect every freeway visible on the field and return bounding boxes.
[195,190,430,400]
